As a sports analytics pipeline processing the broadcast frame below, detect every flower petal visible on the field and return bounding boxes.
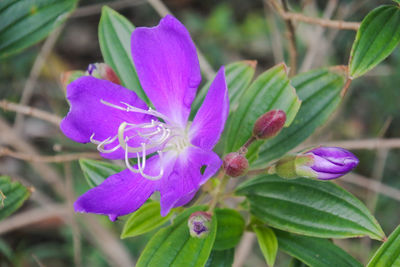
[131,15,201,126]
[74,154,174,221]
[189,67,229,150]
[158,147,222,216]
[60,76,151,159]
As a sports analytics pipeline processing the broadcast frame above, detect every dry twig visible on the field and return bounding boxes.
[0,100,62,126]
[283,11,360,30]
[233,232,256,267]
[0,147,101,163]
[14,25,65,133]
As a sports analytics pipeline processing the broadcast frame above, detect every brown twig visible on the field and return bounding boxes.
[270,0,297,76]
[146,0,216,81]
[0,204,68,235]
[0,100,62,126]
[14,25,65,133]
[283,11,360,30]
[340,173,400,202]
[0,147,101,163]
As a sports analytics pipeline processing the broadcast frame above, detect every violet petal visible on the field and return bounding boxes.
[190,67,229,150]
[131,15,201,127]
[60,76,151,159]
[158,147,222,216]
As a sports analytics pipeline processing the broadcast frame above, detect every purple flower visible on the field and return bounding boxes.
[60,15,229,221]
[303,146,359,180]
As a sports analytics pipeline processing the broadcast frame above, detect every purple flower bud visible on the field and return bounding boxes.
[273,147,359,180]
[304,146,359,180]
[188,211,212,238]
[86,63,121,85]
[223,152,249,177]
[253,110,286,140]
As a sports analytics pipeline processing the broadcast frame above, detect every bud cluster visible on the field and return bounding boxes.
[222,109,287,178]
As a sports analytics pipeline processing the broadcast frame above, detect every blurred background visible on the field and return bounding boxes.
[1,0,400,266]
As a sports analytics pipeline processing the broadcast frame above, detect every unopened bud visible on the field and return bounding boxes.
[223,152,249,177]
[188,211,212,238]
[273,146,359,180]
[86,63,120,85]
[253,110,286,139]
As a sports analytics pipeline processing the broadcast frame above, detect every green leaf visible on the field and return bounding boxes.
[121,202,173,238]
[349,5,400,78]
[137,206,217,267]
[79,158,123,188]
[367,224,400,266]
[191,60,256,117]
[276,230,363,267]
[98,6,147,102]
[236,175,385,240]
[0,176,30,220]
[0,0,77,59]
[213,208,245,250]
[225,63,301,155]
[253,225,278,267]
[205,249,234,267]
[253,67,347,167]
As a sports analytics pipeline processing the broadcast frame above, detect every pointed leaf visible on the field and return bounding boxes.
[213,208,245,250]
[98,6,148,102]
[121,202,173,238]
[367,224,400,267]
[225,63,301,155]
[205,249,234,267]
[137,206,217,267]
[191,60,256,117]
[276,230,363,267]
[0,176,30,220]
[253,67,347,167]
[253,225,278,267]
[349,5,400,78]
[0,0,77,59]
[79,158,123,188]
[236,175,385,240]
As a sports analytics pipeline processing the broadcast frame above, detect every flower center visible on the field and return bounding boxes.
[90,100,191,180]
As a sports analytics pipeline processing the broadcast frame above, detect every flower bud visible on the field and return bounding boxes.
[86,63,121,85]
[274,147,359,180]
[223,152,249,177]
[188,211,212,238]
[253,110,286,140]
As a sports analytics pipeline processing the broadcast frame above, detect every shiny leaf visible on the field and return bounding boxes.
[253,67,347,167]
[98,6,147,102]
[225,63,301,155]
[0,176,30,220]
[253,225,278,267]
[213,208,245,250]
[349,5,400,78]
[276,230,363,267]
[205,249,234,267]
[0,0,76,59]
[79,158,123,188]
[367,224,400,267]
[236,175,385,240]
[121,202,173,238]
[137,206,217,267]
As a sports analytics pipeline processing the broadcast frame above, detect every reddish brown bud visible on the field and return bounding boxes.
[253,110,286,139]
[223,152,249,177]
